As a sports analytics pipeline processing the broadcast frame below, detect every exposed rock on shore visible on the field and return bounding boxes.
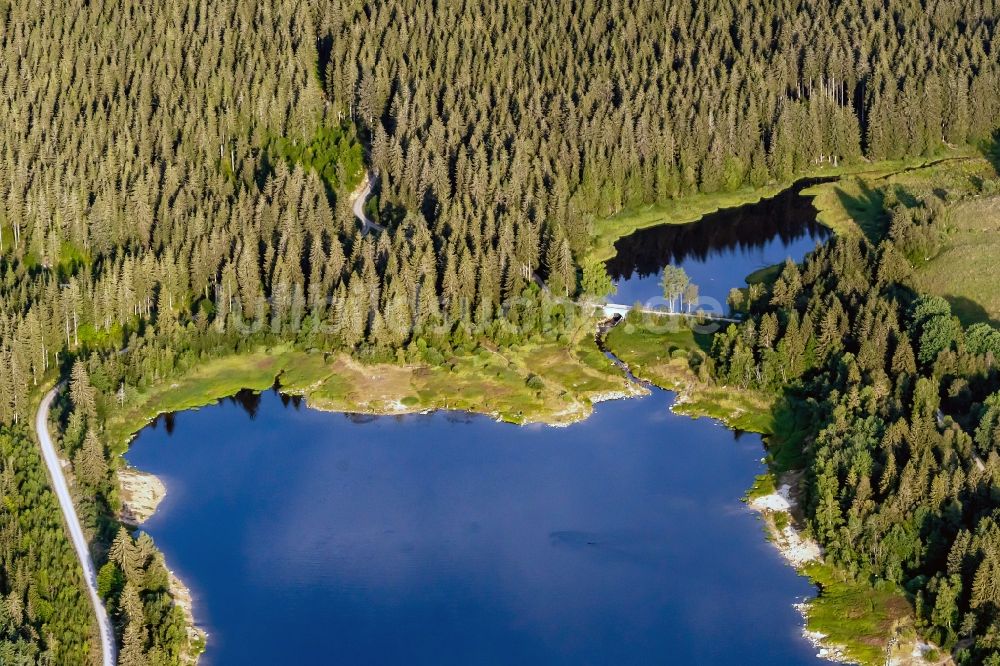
[119,467,166,526]
[749,472,949,666]
[748,477,822,567]
[168,569,206,662]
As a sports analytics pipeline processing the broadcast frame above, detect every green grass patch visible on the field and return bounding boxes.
[806,153,1000,324]
[803,150,984,240]
[268,122,364,194]
[803,563,913,666]
[106,332,630,449]
[604,315,775,432]
[744,473,776,501]
[105,347,291,451]
[672,388,775,433]
[744,262,784,286]
[57,241,91,277]
[914,193,1000,325]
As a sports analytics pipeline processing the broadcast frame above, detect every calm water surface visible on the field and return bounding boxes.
[127,185,833,664]
[606,180,831,308]
[129,390,821,665]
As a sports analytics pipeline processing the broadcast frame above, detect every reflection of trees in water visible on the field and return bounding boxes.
[229,389,262,419]
[150,412,177,435]
[606,179,832,280]
[150,389,301,437]
[277,392,303,410]
[344,413,378,424]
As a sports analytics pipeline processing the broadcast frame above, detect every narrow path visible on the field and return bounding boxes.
[350,172,385,235]
[35,386,117,666]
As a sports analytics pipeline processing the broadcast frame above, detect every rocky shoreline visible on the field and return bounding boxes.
[746,472,856,663]
[748,472,949,666]
[118,467,166,525]
[747,475,823,567]
[168,569,206,663]
[119,465,206,661]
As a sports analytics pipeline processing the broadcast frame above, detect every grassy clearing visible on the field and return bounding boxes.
[296,340,629,425]
[603,315,775,433]
[603,317,709,388]
[587,152,971,265]
[807,154,1000,324]
[803,151,985,239]
[104,336,629,451]
[672,388,775,433]
[744,262,784,286]
[744,473,777,501]
[914,193,1000,324]
[803,563,914,666]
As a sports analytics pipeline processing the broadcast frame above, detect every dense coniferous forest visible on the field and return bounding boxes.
[711,236,1000,662]
[0,428,94,664]
[0,0,999,662]
[0,0,998,422]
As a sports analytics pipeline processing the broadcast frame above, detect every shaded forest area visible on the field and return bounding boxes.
[712,237,1000,662]
[0,0,998,662]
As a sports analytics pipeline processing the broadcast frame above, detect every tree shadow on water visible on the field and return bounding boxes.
[229,389,262,419]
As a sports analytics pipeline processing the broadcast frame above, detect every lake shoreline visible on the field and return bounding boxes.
[116,333,803,663]
[124,366,828,664]
[110,153,978,662]
[111,336,650,661]
[119,467,207,660]
[114,320,799,663]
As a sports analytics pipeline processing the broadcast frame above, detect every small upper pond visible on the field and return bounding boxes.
[126,182,834,664]
[605,180,831,309]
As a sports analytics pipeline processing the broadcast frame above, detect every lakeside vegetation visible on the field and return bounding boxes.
[603,314,925,664]
[603,316,776,434]
[0,0,997,662]
[803,563,918,665]
[806,155,1000,325]
[600,145,1000,663]
[103,335,629,453]
[915,195,1000,325]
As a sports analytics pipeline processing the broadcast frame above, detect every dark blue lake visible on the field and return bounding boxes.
[605,181,831,310]
[127,389,822,665]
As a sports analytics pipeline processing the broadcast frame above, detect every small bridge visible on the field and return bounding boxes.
[590,302,742,324]
[601,303,631,318]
